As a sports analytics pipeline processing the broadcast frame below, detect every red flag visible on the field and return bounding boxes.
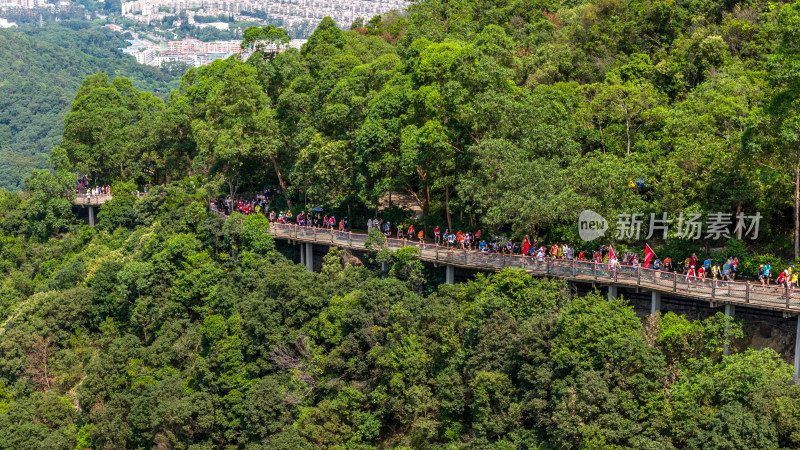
[644,244,656,268]
[608,245,616,268]
[523,237,531,255]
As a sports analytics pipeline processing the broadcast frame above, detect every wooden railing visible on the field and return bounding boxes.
[73,192,149,206]
[73,193,112,205]
[267,222,800,313]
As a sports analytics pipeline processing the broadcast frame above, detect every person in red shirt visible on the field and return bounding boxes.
[686,264,697,288]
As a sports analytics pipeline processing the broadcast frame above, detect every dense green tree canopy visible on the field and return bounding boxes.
[0,182,797,448]
[0,23,181,191]
[3,0,800,446]
[46,0,800,257]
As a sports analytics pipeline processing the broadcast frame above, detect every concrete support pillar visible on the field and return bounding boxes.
[300,244,305,266]
[607,285,617,300]
[650,291,661,316]
[794,316,800,382]
[724,304,735,356]
[305,243,313,272]
[88,205,95,226]
[445,264,455,285]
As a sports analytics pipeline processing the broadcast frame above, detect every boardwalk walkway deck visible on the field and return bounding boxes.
[267,223,800,315]
[73,194,112,206]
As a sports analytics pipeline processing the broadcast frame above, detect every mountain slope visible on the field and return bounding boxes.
[0,22,181,190]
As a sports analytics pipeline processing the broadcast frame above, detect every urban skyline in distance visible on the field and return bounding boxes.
[0,0,409,36]
[119,0,407,35]
[1,0,409,67]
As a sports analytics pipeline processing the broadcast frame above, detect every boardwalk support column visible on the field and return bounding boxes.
[608,285,617,300]
[381,261,388,278]
[88,205,95,226]
[305,243,313,272]
[300,244,305,266]
[446,264,455,285]
[651,291,661,316]
[794,316,800,382]
[724,304,735,356]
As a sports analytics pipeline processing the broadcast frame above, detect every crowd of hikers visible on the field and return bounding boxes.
[209,197,800,293]
[75,175,111,198]
[210,191,352,231]
[211,189,280,217]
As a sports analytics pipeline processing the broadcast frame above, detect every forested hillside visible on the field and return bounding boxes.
[0,181,798,448]
[3,0,800,447]
[55,0,800,259]
[0,22,180,191]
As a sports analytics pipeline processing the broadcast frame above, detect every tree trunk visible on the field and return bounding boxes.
[406,186,425,213]
[228,179,237,206]
[424,184,431,218]
[625,116,631,155]
[270,155,292,210]
[599,121,606,154]
[226,161,237,204]
[445,185,452,231]
[795,165,799,260]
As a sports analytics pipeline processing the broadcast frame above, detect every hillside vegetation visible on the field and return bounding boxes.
[53,0,800,258]
[0,22,181,191]
[2,0,800,447]
[0,182,798,448]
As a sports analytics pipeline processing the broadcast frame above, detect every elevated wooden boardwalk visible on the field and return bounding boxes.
[73,194,112,206]
[267,223,800,315]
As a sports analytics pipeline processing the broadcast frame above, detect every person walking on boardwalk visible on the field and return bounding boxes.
[685,264,697,288]
[764,262,772,285]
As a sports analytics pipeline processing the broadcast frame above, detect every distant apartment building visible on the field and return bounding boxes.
[124,47,156,64]
[119,0,408,30]
[120,37,249,68]
[166,38,241,53]
[152,51,197,67]
[3,0,46,8]
[195,21,229,30]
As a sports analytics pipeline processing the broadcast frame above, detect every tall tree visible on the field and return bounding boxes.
[56,74,164,183]
[22,169,74,240]
[241,25,291,59]
[192,62,284,204]
[744,1,800,258]
[589,78,663,155]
